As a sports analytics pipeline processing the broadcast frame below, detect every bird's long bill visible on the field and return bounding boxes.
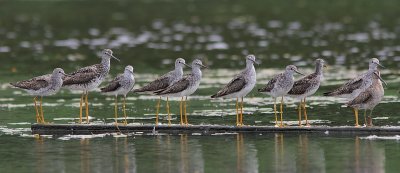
[252,59,261,65]
[111,55,121,62]
[377,63,385,68]
[375,72,388,87]
[62,72,72,77]
[200,64,208,69]
[295,70,305,76]
[184,63,192,68]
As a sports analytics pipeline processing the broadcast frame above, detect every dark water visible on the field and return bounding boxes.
[1,0,400,172]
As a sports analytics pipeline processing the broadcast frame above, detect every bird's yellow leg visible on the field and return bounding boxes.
[85,92,89,124]
[354,108,360,127]
[298,100,302,127]
[184,96,188,126]
[368,109,374,127]
[166,97,171,126]
[33,97,40,123]
[236,98,239,126]
[155,97,161,126]
[363,110,367,127]
[240,97,244,126]
[274,97,278,127]
[303,98,310,127]
[279,96,284,127]
[180,97,183,125]
[123,96,127,125]
[79,92,84,124]
[114,95,118,125]
[40,96,45,124]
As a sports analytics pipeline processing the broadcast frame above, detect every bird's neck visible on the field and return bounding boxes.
[101,58,111,72]
[174,66,183,77]
[368,64,377,72]
[192,67,202,78]
[246,62,254,69]
[315,64,323,75]
[50,74,63,87]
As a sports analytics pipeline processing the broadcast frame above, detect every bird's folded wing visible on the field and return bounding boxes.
[213,77,246,97]
[156,77,190,95]
[63,65,99,86]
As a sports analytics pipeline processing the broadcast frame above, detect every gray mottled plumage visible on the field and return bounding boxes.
[155,59,205,97]
[211,77,246,98]
[288,59,325,98]
[347,71,384,110]
[63,64,105,86]
[288,73,318,95]
[155,76,190,95]
[323,58,383,99]
[101,65,135,96]
[211,55,257,99]
[133,58,188,93]
[101,74,123,92]
[133,71,174,93]
[10,68,65,96]
[62,49,119,91]
[258,65,302,98]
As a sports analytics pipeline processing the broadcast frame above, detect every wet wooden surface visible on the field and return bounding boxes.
[31,124,400,135]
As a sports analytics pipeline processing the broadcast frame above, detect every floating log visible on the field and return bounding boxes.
[31,124,400,136]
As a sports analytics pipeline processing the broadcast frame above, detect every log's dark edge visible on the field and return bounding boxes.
[31,124,400,136]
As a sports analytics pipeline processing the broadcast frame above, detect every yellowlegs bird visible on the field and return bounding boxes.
[155,59,206,126]
[211,55,258,126]
[258,65,304,127]
[133,58,190,125]
[346,70,386,127]
[10,68,67,123]
[323,58,384,127]
[288,59,327,126]
[101,65,135,125]
[323,58,384,99]
[63,49,120,124]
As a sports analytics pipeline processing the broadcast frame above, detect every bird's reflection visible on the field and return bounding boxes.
[80,138,90,173]
[236,133,259,173]
[353,136,385,173]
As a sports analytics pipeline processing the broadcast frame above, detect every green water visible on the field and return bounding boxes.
[1,0,400,172]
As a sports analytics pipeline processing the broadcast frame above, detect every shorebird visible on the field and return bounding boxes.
[287,59,327,126]
[211,55,258,126]
[10,68,67,123]
[101,65,135,125]
[63,49,120,124]
[258,65,304,127]
[323,58,384,127]
[346,70,386,127]
[133,58,190,125]
[323,58,384,100]
[155,59,206,126]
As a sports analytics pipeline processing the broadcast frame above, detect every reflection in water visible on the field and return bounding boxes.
[353,137,385,173]
[80,139,90,173]
[236,133,259,173]
[28,134,393,173]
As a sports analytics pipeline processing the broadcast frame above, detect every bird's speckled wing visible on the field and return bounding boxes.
[133,72,172,92]
[258,74,280,92]
[100,74,123,92]
[347,91,372,107]
[324,77,363,96]
[10,75,50,90]
[155,76,190,95]
[63,64,101,86]
[211,76,246,98]
[288,73,317,95]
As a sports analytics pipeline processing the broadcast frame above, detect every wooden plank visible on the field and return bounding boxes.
[31,124,400,136]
